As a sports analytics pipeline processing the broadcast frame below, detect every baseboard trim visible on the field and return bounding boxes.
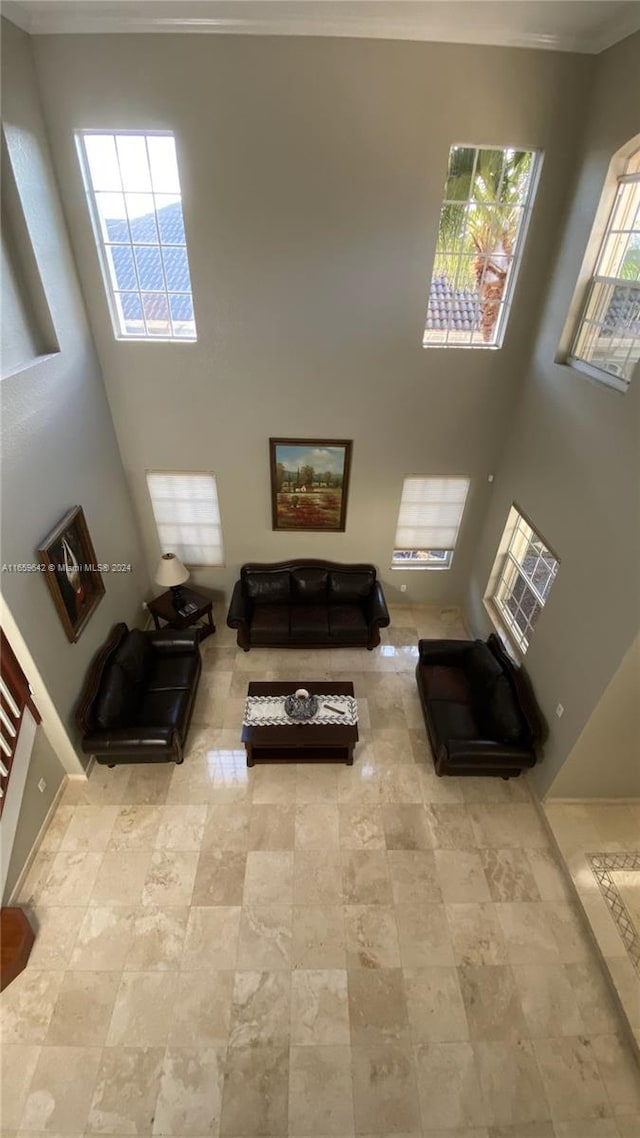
[7,773,77,903]
[545,796,640,804]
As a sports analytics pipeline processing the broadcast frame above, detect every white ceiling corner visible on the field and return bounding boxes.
[3,0,640,54]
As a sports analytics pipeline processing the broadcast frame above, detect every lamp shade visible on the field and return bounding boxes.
[155,552,189,588]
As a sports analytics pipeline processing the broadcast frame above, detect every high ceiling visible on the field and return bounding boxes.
[4,0,640,53]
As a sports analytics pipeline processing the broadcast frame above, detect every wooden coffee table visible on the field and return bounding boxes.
[242,681,358,766]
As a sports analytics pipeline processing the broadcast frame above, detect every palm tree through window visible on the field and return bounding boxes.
[424,145,541,349]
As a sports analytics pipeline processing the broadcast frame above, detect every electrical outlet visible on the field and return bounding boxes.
[142,601,148,611]
[400,584,407,593]
[37,778,46,793]
[556,703,564,719]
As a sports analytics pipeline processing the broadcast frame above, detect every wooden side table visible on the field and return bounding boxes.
[147,587,216,641]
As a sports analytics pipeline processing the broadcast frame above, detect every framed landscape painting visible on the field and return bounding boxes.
[37,506,105,643]
[269,439,353,531]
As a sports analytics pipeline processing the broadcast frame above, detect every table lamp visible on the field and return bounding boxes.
[156,552,189,610]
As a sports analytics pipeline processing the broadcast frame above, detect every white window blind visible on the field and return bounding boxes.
[147,472,224,567]
[393,477,469,568]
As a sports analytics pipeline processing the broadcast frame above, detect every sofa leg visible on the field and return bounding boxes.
[175,756,184,765]
[108,763,116,769]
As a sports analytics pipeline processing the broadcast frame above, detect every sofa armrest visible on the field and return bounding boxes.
[226,580,251,628]
[146,629,200,654]
[418,638,475,665]
[366,582,390,629]
[445,738,536,767]
[80,726,177,754]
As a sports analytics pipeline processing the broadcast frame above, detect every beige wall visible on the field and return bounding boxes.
[29,33,592,606]
[0,18,150,764]
[3,728,66,902]
[466,31,640,798]
[548,633,640,799]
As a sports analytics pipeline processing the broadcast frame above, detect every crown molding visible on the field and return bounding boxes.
[4,1,640,55]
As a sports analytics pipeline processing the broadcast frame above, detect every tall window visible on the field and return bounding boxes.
[77,131,196,341]
[424,145,541,349]
[569,147,640,392]
[393,477,470,569]
[490,507,559,653]
[147,472,224,566]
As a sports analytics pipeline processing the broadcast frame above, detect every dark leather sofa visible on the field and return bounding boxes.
[416,634,543,778]
[226,560,390,650]
[76,623,201,766]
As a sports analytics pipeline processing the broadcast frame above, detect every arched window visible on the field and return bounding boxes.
[568,144,640,392]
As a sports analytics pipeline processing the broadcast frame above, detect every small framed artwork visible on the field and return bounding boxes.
[38,506,106,643]
[269,438,353,532]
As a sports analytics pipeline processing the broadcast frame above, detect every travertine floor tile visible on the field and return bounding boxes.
[45,970,120,1046]
[344,904,401,969]
[142,849,198,907]
[342,850,393,905]
[480,848,542,902]
[219,1044,289,1136]
[339,802,386,849]
[290,969,350,1045]
[295,850,343,904]
[87,1045,164,1134]
[532,1036,611,1121]
[435,849,491,903]
[20,1045,102,1133]
[248,803,295,849]
[387,850,442,906]
[228,969,290,1046]
[459,964,527,1041]
[107,971,177,1046]
[295,803,340,848]
[414,1041,490,1129]
[154,804,207,850]
[181,905,241,970]
[348,967,410,1046]
[351,1043,421,1133]
[396,901,455,967]
[511,964,585,1038]
[446,903,509,967]
[123,905,189,971]
[68,905,135,971]
[591,1033,640,1115]
[237,904,292,969]
[90,850,150,907]
[59,806,118,851]
[475,1039,551,1126]
[382,804,434,850]
[404,965,469,1042]
[0,970,63,1044]
[0,1044,41,1129]
[168,969,235,1046]
[292,906,346,969]
[243,850,294,904]
[191,849,246,905]
[26,906,85,970]
[289,1044,355,1134]
[154,1046,225,1135]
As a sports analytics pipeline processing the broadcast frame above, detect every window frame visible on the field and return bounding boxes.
[567,150,640,393]
[391,475,470,572]
[76,129,197,343]
[146,470,225,568]
[487,505,559,655]
[423,142,542,351]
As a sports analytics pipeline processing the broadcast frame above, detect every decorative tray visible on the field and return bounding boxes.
[284,693,319,720]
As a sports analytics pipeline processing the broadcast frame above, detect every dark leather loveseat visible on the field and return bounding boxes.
[76,623,201,766]
[226,560,390,650]
[416,634,543,778]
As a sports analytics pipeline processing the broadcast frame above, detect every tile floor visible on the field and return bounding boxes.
[544,800,640,1055]
[2,604,640,1137]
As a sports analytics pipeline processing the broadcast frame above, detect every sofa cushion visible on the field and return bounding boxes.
[95,663,137,729]
[329,604,369,641]
[290,605,329,639]
[485,675,526,743]
[136,688,191,729]
[244,570,290,605]
[418,664,473,704]
[251,604,290,641]
[428,699,479,742]
[147,654,200,692]
[291,568,329,603]
[467,642,503,696]
[113,628,151,685]
[329,570,375,603]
